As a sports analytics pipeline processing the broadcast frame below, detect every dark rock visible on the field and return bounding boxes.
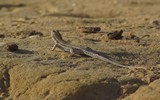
[5,43,18,51]
[28,30,43,36]
[0,34,5,38]
[78,27,101,33]
[107,30,124,40]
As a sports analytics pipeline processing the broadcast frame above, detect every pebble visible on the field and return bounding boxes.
[29,35,40,38]
[4,43,18,51]
[156,64,160,68]
[28,30,43,36]
[78,27,101,33]
[0,34,5,38]
[121,84,139,96]
[149,20,160,25]
[15,30,43,38]
[107,30,124,40]
[0,42,6,47]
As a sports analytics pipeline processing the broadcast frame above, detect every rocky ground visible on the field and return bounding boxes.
[0,0,160,100]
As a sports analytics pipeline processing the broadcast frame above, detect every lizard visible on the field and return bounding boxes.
[51,30,145,69]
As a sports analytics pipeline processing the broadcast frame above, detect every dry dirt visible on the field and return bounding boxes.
[0,0,160,100]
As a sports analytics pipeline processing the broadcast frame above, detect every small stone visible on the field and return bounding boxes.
[121,84,139,96]
[107,30,124,40]
[0,34,5,38]
[156,64,160,68]
[28,30,43,36]
[78,27,101,33]
[145,75,159,83]
[0,42,6,47]
[149,20,160,25]
[29,21,35,24]
[15,30,43,38]
[143,17,149,21]
[5,43,18,51]
[29,35,40,38]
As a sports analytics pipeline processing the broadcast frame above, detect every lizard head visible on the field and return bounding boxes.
[51,30,63,40]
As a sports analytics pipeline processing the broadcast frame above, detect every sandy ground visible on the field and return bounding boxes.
[0,0,160,100]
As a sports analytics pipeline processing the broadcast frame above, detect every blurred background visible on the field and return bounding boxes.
[0,0,160,18]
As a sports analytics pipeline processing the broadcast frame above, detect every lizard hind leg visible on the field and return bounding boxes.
[69,48,86,56]
[85,47,92,50]
[69,48,76,54]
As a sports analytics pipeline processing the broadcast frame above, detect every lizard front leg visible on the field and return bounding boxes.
[51,44,57,51]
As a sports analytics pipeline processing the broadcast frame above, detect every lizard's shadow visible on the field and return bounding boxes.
[14,49,34,54]
[89,49,140,65]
